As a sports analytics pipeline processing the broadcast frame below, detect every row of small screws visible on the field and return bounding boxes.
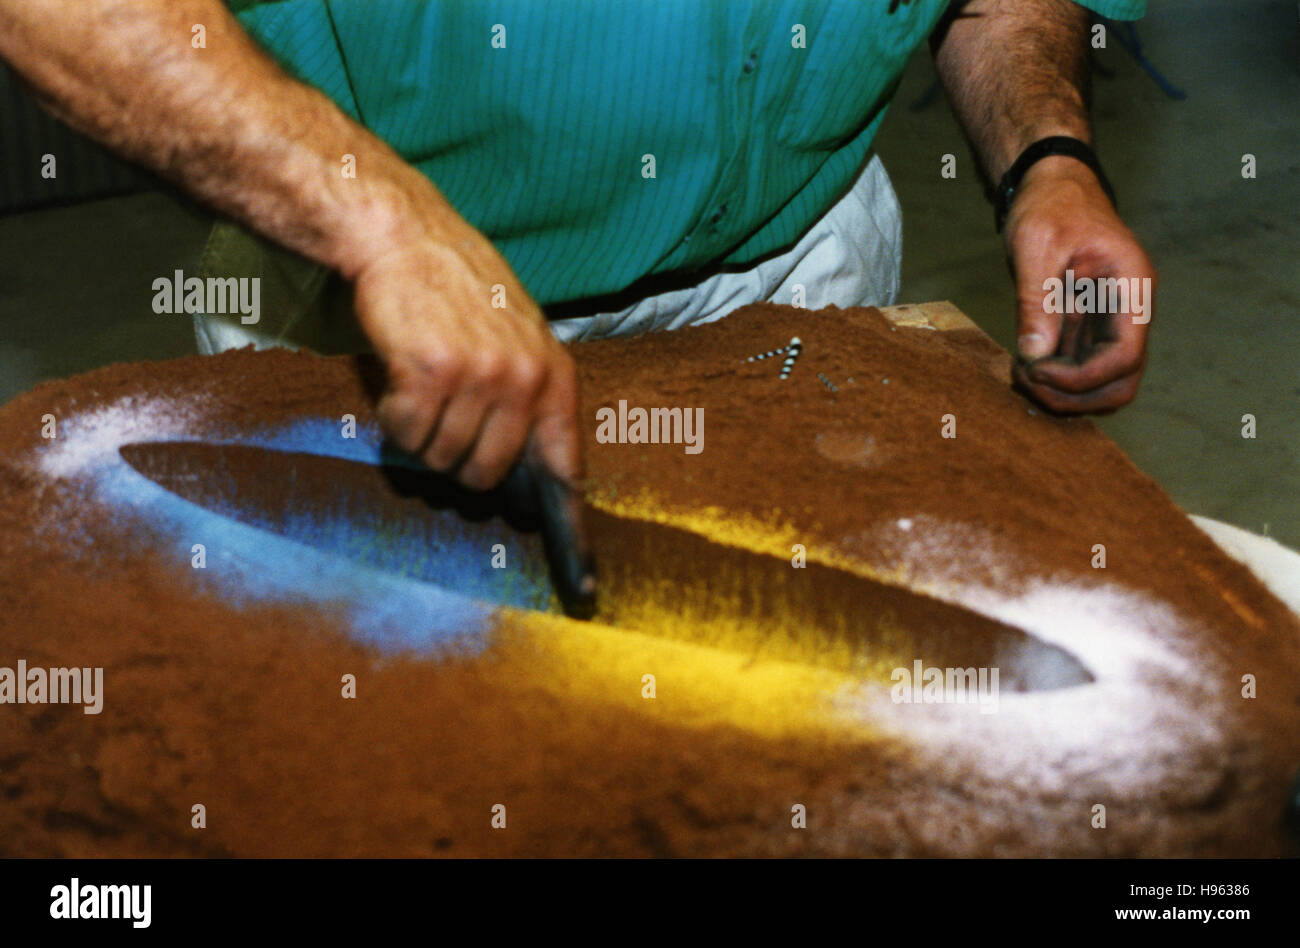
[744,344,789,363]
[779,337,803,379]
[743,336,804,380]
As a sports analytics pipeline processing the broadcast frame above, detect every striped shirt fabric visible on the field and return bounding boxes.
[230,0,1145,306]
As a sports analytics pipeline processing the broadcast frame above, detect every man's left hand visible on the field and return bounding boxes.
[1004,154,1157,415]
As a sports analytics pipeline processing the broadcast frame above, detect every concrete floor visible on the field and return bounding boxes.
[880,0,1300,548]
[0,0,1296,548]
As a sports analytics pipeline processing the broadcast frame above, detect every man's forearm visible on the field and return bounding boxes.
[0,0,458,279]
[931,0,1092,184]
[931,0,1154,416]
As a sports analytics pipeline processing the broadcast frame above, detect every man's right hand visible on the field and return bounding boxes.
[352,225,581,492]
[0,0,581,494]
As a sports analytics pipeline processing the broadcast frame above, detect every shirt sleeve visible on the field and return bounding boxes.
[1070,0,1146,20]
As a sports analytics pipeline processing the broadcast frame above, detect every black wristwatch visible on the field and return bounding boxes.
[989,136,1116,233]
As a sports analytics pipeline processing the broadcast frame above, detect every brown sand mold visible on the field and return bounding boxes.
[1,302,1297,855]
[0,338,1258,858]
[88,399,1243,813]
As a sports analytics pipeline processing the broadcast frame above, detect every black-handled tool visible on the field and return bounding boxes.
[503,454,598,620]
[378,440,598,619]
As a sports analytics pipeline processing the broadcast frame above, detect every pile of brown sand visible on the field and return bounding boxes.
[0,302,1296,857]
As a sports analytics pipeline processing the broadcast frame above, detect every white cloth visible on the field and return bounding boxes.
[1190,516,1300,621]
[195,155,902,354]
[193,310,281,355]
[548,154,903,343]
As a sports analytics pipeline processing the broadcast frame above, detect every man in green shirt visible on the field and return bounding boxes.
[0,0,1154,493]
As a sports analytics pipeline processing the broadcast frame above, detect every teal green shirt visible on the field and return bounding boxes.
[231,0,1145,306]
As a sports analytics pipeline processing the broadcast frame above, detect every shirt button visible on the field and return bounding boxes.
[709,204,727,226]
[742,51,758,74]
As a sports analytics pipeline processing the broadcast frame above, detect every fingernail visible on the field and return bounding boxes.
[1018,333,1052,359]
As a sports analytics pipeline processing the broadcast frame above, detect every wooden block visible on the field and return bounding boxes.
[878,300,982,334]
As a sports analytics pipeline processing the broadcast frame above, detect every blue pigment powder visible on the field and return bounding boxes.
[82,416,555,655]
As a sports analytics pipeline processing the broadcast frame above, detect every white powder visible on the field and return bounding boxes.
[34,395,205,481]
[834,516,1224,799]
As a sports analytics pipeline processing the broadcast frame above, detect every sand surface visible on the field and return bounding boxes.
[1,303,1296,856]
